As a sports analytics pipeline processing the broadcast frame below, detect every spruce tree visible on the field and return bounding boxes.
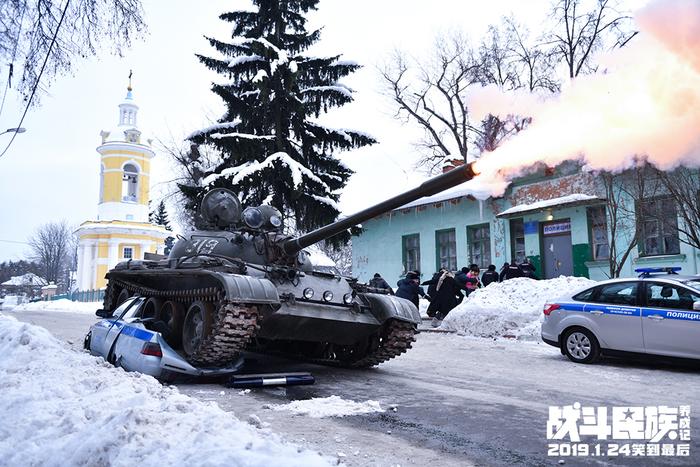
[181,0,375,243]
[151,201,175,255]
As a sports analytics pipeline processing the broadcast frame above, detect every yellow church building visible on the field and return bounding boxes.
[75,80,170,291]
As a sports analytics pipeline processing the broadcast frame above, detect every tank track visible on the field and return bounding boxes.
[108,279,260,366]
[343,320,417,368]
[260,319,417,368]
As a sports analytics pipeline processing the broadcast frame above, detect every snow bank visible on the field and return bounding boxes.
[0,314,331,467]
[12,299,101,314]
[267,395,384,418]
[441,276,595,340]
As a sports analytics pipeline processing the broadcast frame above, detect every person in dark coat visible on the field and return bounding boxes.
[395,271,427,308]
[481,264,500,286]
[422,270,462,324]
[519,258,538,279]
[455,266,478,296]
[503,260,524,280]
[499,262,509,282]
[369,273,393,294]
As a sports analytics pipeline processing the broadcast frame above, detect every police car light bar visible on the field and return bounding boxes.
[227,372,315,388]
[634,267,682,277]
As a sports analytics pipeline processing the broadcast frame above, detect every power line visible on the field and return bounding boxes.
[0,0,71,161]
[0,239,29,245]
[0,3,27,118]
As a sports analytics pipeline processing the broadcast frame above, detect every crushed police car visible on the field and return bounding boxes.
[541,267,700,364]
[84,296,244,380]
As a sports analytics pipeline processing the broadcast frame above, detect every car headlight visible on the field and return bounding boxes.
[323,291,333,302]
[303,287,314,299]
[242,207,264,229]
[343,293,353,305]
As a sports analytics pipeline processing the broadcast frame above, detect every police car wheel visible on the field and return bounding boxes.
[562,328,600,364]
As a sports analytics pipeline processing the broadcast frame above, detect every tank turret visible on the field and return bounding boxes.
[101,162,479,370]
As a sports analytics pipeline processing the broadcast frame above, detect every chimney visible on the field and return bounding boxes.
[442,158,465,173]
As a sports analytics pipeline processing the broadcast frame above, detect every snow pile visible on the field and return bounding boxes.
[11,299,101,314]
[267,395,384,418]
[0,314,331,467]
[442,276,595,340]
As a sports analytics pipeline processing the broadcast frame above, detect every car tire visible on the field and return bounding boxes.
[159,301,185,348]
[562,327,600,364]
[182,300,214,359]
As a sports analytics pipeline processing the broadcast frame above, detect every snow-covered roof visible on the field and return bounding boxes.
[496,194,602,218]
[101,125,140,143]
[1,273,47,287]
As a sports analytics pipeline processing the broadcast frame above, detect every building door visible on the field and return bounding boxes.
[542,220,573,278]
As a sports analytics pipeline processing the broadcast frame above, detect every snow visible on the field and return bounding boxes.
[441,276,596,340]
[305,246,336,267]
[267,396,384,418]
[302,85,354,100]
[203,152,327,191]
[2,273,46,287]
[398,177,509,209]
[497,194,601,217]
[186,120,240,140]
[11,299,101,314]
[228,54,263,67]
[0,314,331,466]
[289,61,298,73]
[310,194,340,210]
[253,69,268,83]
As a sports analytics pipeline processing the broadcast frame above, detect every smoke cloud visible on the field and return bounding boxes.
[468,0,700,197]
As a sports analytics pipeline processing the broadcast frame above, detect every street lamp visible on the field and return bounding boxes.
[0,127,26,136]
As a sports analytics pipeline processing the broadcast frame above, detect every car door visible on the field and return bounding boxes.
[641,281,700,359]
[583,281,644,352]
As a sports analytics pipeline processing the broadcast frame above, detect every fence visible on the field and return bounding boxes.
[51,289,105,303]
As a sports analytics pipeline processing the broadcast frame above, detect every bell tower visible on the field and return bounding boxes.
[74,72,170,292]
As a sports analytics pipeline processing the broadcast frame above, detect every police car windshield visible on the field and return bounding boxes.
[684,279,700,293]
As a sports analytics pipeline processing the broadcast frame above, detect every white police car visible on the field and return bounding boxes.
[541,268,700,364]
[84,296,243,380]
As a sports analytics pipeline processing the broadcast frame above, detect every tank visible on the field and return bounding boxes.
[100,162,478,368]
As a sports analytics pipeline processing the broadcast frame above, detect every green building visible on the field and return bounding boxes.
[352,162,698,284]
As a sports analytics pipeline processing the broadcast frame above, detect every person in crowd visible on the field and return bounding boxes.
[499,262,510,282]
[455,266,479,297]
[395,271,428,308]
[422,269,463,326]
[481,264,500,286]
[369,272,393,294]
[503,260,524,280]
[465,264,481,296]
[519,258,538,279]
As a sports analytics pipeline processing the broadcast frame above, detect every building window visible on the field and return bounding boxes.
[402,234,420,274]
[509,219,526,263]
[467,224,491,269]
[122,163,139,202]
[587,206,610,260]
[123,247,133,259]
[638,197,680,256]
[435,229,456,271]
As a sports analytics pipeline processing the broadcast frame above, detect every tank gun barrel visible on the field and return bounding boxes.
[282,162,479,255]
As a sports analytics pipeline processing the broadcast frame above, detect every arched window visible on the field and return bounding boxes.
[122,163,139,202]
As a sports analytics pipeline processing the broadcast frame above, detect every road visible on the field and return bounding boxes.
[8,308,700,466]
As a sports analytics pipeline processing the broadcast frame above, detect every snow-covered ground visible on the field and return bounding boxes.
[267,395,384,418]
[11,299,101,314]
[441,276,595,339]
[0,313,331,466]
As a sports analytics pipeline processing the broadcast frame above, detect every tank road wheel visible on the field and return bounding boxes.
[182,301,215,360]
[142,297,162,320]
[159,301,185,348]
[115,288,131,307]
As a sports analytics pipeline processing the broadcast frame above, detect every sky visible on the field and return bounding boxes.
[0,0,642,261]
